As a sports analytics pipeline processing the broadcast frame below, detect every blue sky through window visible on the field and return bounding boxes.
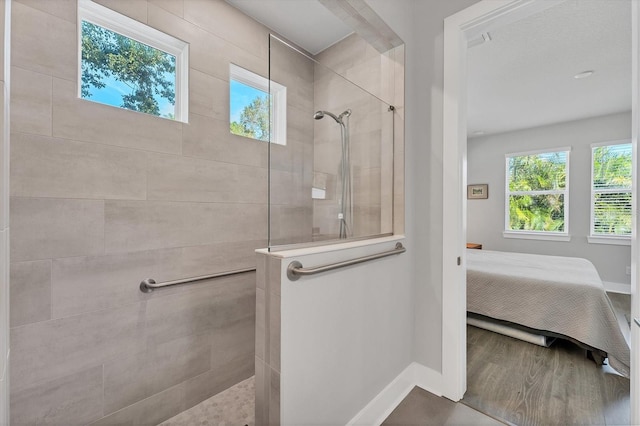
[230,80,267,123]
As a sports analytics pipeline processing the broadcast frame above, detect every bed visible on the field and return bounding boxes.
[466,249,630,377]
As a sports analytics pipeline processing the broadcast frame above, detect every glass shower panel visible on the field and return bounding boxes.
[268,34,394,249]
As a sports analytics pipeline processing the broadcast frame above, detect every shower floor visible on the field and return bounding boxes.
[158,376,255,426]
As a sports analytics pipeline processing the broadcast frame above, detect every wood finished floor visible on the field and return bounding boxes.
[463,323,630,426]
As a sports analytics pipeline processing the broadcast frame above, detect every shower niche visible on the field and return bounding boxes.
[268,34,398,249]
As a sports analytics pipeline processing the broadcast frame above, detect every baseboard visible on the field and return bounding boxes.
[346,363,443,426]
[603,281,631,294]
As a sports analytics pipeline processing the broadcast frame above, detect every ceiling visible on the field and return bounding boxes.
[225,0,354,55]
[467,0,631,137]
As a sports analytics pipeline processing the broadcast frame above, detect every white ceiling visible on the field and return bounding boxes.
[225,0,354,55]
[467,0,631,137]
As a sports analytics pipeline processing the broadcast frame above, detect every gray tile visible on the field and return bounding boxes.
[52,78,182,155]
[104,200,266,253]
[147,4,266,83]
[10,302,146,392]
[182,113,268,168]
[90,381,186,426]
[210,310,255,372]
[268,368,280,426]
[14,0,75,23]
[10,197,105,262]
[10,365,104,426]
[52,240,262,319]
[12,2,76,80]
[103,332,211,413]
[11,133,147,200]
[10,260,51,327]
[11,66,52,136]
[183,0,269,60]
[189,68,228,120]
[182,351,254,412]
[254,357,266,426]
[93,0,147,23]
[255,288,265,362]
[144,272,255,345]
[269,292,280,373]
[147,152,267,203]
[148,0,184,18]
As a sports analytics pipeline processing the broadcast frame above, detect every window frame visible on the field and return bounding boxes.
[588,140,632,246]
[503,147,571,241]
[229,63,287,145]
[77,0,189,122]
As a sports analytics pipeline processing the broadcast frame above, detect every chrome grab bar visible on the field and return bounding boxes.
[140,267,256,293]
[286,242,405,281]
[635,317,640,328]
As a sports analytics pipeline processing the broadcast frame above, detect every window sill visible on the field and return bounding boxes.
[587,236,631,246]
[503,231,571,242]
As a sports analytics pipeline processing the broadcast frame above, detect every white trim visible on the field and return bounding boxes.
[588,235,631,246]
[229,63,287,145]
[346,362,444,426]
[77,0,189,122]
[591,139,632,148]
[603,281,632,295]
[504,149,570,235]
[505,145,572,158]
[503,231,570,242]
[632,1,640,422]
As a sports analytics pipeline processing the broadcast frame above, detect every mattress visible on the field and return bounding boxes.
[466,249,630,377]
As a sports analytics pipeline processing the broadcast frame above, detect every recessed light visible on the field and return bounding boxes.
[574,70,594,79]
[473,131,485,136]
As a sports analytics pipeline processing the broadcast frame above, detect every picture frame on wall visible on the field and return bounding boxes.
[467,184,488,199]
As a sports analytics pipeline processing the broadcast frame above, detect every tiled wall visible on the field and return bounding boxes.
[0,0,9,423]
[8,0,306,424]
[312,34,404,240]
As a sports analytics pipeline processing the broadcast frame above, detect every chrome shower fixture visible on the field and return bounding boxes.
[313,109,351,124]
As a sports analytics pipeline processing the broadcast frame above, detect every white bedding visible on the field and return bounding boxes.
[467,249,630,377]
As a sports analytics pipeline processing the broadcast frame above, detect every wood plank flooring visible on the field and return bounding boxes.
[463,324,630,426]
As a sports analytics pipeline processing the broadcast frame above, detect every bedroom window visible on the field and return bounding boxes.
[504,148,570,241]
[589,141,632,245]
[78,0,189,122]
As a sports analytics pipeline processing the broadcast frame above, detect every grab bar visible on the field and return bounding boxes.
[140,267,256,293]
[286,242,405,281]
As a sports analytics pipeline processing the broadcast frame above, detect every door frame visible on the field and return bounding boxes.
[441,1,639,423]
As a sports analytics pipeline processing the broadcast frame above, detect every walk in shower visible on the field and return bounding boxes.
[268,35,396,248]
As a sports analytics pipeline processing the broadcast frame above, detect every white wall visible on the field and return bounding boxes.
[468,112,632,286]
[367,0,482,373]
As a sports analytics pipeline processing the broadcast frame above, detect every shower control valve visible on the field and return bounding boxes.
[337,213,344,219]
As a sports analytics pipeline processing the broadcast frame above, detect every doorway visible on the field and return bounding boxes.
[442,1,639,424]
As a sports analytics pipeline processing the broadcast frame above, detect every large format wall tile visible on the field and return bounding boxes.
[148,4,266,82]
[182,113,268,168]
[14,0,76,23]
[147,152,267,203]
[10,366,104,426]
[51,240,263,318]
[52,78,182,154]
[103,332,211,413]
[11,133,147,200]
[11,66,52,136]
[10,260,51,327]
[104,200,266,253]
[11,2,76,81]
[10,302,146,392]
[148,0,184,18]
[94,0,148,24]
[183,0,269,60]
[10,197,105,262]
[189,68,228,120]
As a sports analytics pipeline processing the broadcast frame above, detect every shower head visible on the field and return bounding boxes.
[313,109,350,124]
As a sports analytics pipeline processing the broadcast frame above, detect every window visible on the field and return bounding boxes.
[590,141,632,244]
[229,64,286,145]
[505,148,570,240]
[78,0,189,122]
